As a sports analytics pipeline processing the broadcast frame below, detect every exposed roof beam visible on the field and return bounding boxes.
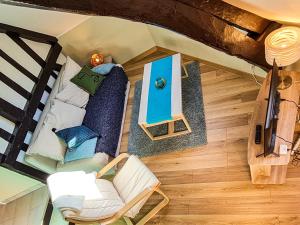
[176,0,271,34]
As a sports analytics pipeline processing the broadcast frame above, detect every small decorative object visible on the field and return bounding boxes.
[155,77,166,89]
[265,26,300,90]
[71,65,106,95]
[90,53,104,67]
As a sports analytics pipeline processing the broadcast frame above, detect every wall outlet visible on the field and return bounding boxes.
[280,144,288,155]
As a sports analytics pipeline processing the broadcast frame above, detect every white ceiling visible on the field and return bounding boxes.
[224,0,300,24]
[0,3,89,37]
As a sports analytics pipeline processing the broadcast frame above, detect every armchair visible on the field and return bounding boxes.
[47,153,169,225]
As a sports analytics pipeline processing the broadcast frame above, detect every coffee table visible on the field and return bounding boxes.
[138,53,191,140]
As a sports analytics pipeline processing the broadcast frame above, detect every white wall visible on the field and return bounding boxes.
[0,3,89,37]
[58,16,156,65]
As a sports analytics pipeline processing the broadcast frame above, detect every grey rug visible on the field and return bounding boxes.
[128,62,207,157]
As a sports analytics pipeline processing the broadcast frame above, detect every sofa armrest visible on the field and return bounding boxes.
[25,155,57,174]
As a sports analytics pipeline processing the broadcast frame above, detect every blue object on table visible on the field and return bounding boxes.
[56,125,98,150]
[155,77,166,89]
[147,56,172,124]
[64,137,98,163]
[92,63,116,75]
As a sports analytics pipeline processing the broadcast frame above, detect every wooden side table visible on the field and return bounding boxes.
[138,53,191,141]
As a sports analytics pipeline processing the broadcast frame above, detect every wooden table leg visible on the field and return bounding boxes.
[181,60,189,78]
[168,121,174,135]
[140,124,154,141]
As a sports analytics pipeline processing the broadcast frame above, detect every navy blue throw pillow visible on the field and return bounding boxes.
[56,125,98,150]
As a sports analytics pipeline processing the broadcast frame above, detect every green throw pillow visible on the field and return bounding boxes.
[71,65,105,95]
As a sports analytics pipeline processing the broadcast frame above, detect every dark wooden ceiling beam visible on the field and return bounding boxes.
[176,0,270,34]
[255,22,282,43]
[4,0,281,70]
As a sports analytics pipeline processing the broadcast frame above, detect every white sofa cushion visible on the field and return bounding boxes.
[113,155,160,218]
[56,84,89,108]
[56,56,89,108]
[63,179,125,221]
[25,64,64,171]
[60,56,81,89]
[27,124,67,163]
[46,99,86,131]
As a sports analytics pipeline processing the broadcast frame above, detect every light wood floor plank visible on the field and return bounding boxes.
[148,215,300,225]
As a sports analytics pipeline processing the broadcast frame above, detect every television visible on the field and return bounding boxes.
[262,60,281,157]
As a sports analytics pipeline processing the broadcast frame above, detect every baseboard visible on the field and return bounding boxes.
[123,45,266,82]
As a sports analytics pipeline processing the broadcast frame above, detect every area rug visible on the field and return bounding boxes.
[128,62,207,157]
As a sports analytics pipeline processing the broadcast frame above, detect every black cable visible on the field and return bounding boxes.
[282,99,300,108]
[282,99,300,122]
[276,135,293,145]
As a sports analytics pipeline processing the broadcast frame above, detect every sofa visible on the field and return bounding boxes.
[24,57,130,174]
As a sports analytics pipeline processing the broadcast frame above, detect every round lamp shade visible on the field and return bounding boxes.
[265,26,300,67]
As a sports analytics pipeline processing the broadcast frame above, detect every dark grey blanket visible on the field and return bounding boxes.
[83,66,128,157]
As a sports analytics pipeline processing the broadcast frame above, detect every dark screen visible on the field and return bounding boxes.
[264,60,280,156]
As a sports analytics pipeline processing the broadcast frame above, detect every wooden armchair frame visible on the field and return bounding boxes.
[65,153,169,225]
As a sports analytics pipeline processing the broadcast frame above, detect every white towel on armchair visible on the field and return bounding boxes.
[47,171,98,214]
[53,195,85,214]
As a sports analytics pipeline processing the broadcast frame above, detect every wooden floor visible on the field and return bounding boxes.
[120,49,300,225]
